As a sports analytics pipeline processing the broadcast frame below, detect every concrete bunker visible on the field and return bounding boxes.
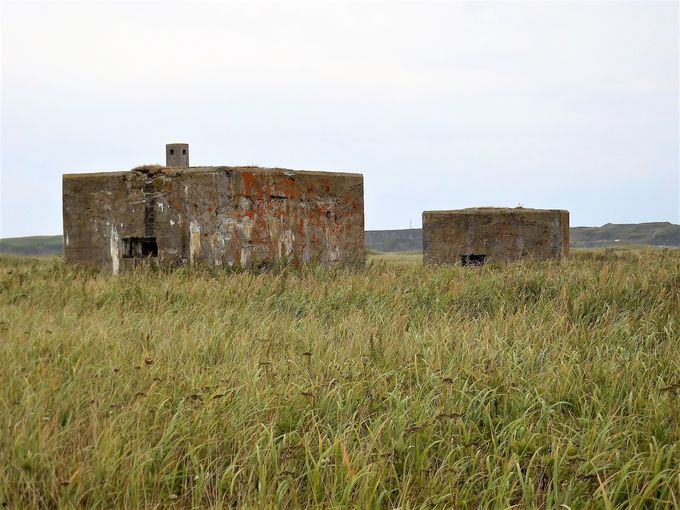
[63,144,365,273]
[423,207,569,265]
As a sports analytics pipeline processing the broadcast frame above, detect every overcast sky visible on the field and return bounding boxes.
[1,0,678,237]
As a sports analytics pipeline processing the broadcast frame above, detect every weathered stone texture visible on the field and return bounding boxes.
[423,208,569,265]
[63,166,364,273]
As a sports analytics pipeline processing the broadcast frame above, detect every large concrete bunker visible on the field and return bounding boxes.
[423,207,569,265]
[63,144,364,273]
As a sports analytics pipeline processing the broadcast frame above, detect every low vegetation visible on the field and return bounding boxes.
[1,250,679,508]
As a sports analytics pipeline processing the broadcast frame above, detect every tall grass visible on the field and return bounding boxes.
[1,250,679,508]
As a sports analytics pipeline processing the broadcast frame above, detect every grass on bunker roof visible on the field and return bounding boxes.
[1,249,679,508]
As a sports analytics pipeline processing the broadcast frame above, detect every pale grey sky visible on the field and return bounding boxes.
[1,0,678,237]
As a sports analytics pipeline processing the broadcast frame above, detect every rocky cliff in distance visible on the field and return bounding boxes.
[365,229,423,252]
[569,222,679,248]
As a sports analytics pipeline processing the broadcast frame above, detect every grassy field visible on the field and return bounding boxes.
[367,250,422,266]
[1,250,679,508]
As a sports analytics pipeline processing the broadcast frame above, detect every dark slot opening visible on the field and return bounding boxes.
[170,149,175,155]
[182,149,186,155]
[461,254,486,266]
[123,237,158,258]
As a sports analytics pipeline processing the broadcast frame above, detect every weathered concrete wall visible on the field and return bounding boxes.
[63,166,364,273]
[423,208,569,265]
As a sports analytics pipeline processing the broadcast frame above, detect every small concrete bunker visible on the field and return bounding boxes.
[423,207,569,265]
[63,144,364,273]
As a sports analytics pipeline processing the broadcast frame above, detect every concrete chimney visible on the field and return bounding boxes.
[166,143,189,167]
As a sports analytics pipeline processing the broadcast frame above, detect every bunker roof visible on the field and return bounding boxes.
[63,165,362,180]
[424,207,568,215]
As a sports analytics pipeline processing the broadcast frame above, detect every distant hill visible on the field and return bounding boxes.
[570,222,680,248]
[2,223,678,256]
[364,229,423,253]
[365,230,422,252]
[0,235,63,255]
[366,222,680,252]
